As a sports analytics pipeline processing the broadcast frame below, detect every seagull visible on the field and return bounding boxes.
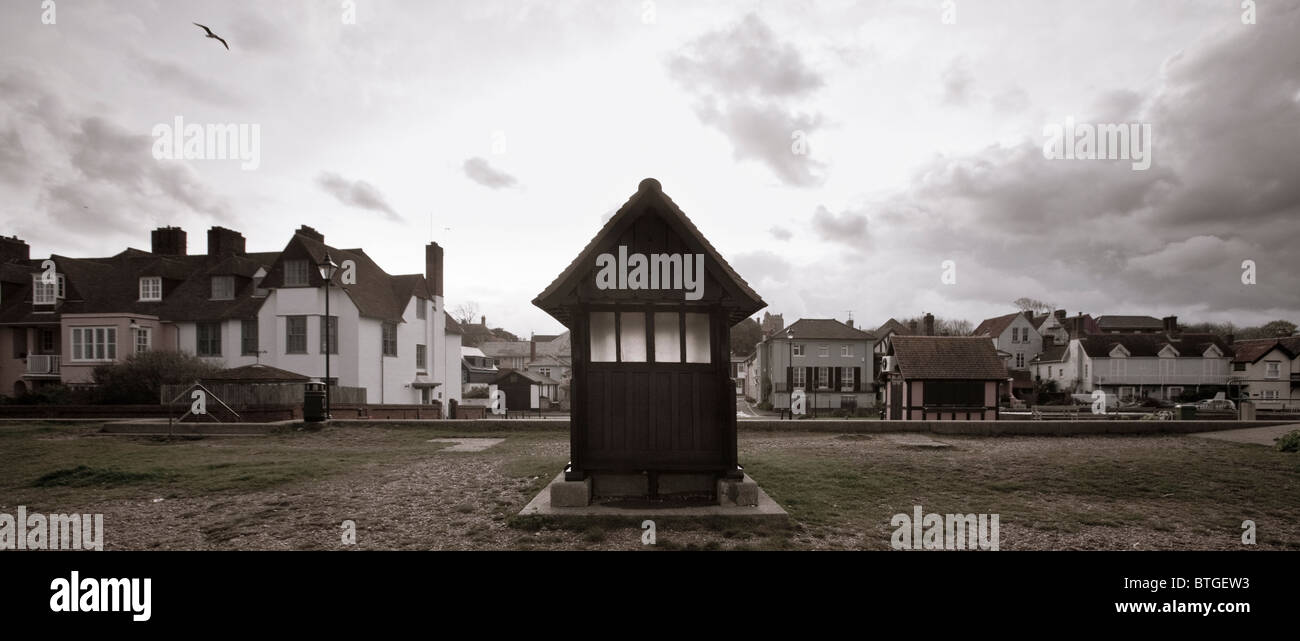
[193,23,229,50]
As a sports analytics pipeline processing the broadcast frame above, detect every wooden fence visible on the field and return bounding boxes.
[160,383,367,407]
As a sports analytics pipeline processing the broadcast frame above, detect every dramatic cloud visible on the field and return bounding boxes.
[667,14,826,187]
[316,172,401,221]
[462,157,518,189]
[811,205,868,244]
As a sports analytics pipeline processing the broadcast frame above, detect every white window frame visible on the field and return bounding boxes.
[32,274,65,304]
[1263,389,1280,400]
[284,259,310,286]
[818,345,829,358]
[415,344,427,372]
[1265,361,1281,379]
[841,345,851,357]
[211,275,235,301]
[792,343,804,357]
[841,367,854,391]
[791,367,805,389]
[70,327,116,362]
[817,366,829,389]
[139,276,162,301]
[134,327,151,354]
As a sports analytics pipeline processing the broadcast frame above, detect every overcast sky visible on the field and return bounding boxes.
[2,0,1298,336]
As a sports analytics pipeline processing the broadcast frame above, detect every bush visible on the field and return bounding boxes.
[1276,430,1300,453]
[92,351,224,404]
[464,387,489,399]
[1,384,94,405]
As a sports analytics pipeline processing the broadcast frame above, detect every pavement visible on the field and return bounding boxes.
[1190,423,1299,446]
[426,438,505,452]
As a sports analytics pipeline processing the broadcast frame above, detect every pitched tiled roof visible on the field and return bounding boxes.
[494,368,559,385]
[1078,333,1234,358]
[1230,338,1300,363]
[1095,315,1163,331]
[875,318,911,336]
[1031,344,1068,363]
[784,318,876,341]
[444,312,462,335]
[533,178,765,326]
[972,312,1025,338]
[889,336,1008,380]
[480,341,532,358]
[202,364,310,383]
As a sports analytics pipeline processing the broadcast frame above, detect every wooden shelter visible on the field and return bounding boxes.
[533,178,765,486]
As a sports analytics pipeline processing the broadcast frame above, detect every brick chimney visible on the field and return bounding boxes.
[530,338,537,362]
[1054,309,1066,321]
[0,235,30,263]
[908,319,918,334]
[1043,335,1055,348]
[149,227,186,256]
[1022,311,1034,322]
[481,315,486,327]
[1225,334,1234,345]
[923,313,935,336]
[1162,315,1178,336]
[425,242,444,298]
[207,226,246,256]
[845,319,854,329]
[296,225,325,242]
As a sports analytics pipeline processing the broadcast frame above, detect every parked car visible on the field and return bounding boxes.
[1196,393,1235,411]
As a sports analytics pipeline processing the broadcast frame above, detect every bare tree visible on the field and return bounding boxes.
[1012,297,1053,315]
[451,301,481,327]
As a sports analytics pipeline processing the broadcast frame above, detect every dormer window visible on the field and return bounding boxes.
[210,275,235,300]
[139,276,162,301]
[32,273,65,304]
[284,259,310,286]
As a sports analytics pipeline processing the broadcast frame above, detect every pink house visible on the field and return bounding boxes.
[880,336,1008,420]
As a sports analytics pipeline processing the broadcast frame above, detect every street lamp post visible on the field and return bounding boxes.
[318,252,340,420]
[786,327,794,419]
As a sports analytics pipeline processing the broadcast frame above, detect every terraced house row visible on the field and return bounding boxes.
[0,226,462,411]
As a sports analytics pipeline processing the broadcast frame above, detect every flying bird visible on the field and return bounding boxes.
[192,23,229,50]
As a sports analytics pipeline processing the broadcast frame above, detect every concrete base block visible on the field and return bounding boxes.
[520,472,787,519]
[718,474,760,507]
[592,473,649,497]
[657,473,715,496]
[550,476,592,507]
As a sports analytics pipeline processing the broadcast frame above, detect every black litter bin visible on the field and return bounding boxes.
[304,381,327,422]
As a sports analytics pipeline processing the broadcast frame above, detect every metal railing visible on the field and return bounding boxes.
[25,355,60,375]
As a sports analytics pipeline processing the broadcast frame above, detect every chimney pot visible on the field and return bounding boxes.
[151,227,187,256]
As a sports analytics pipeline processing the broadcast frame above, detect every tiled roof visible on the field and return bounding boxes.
[202,364,310,383]
[1230,338,1300,363]
[875,318,911,336]
[972,312,1026,338]
[494,368,559,385]
[1078,333,1234,358]
[533,178,765,326]
[783,318,876,341]
[444,312,462,335]
[889,336,1008,380]
[480,341,532,358]
[1031,344,1068,363]
[1095,315,1164,331]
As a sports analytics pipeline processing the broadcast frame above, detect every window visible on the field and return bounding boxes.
[653,312,680,363]
[841,345,851,357]
[1010,328,1018,343]
[1119,386,1135,401]
[70,327,116,361]
[40,328,54,353]
[1167,386,1183,400]
[32,274,64,304]
[1233,362,1246,372]
[816,366,829,389]
[792,367,806,389]
[139,277,162,301]
[210,276,235,300]
[1263,390,1280,400]
[382,322,397,357]
[320,316,338,354]
[1015,353,1025,368]
[841,367,855,391]
[196,322,222,356]
[620,312,647,362]
[1265,361,1281,379]
[684,313,710,363]
[415,299,427,320]
[284,259,311,286]
[591,312,617,362]
[134,328,151,354]
[1058,368,1064,377]
[818,345,829,357]
[537,367,551,378]
[792,343,804,357]
[241,319,258,356]
[286,316,307,353]
[924,381,984,406]
[415,344,427,371]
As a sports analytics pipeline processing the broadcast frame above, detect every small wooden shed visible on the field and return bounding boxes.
[533,178,766,484]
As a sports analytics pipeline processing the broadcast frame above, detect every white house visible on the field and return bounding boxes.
[1045,329,1235,402]
[973,311,1042,370]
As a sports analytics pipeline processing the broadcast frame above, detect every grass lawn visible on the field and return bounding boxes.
[0,422,1296,550]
